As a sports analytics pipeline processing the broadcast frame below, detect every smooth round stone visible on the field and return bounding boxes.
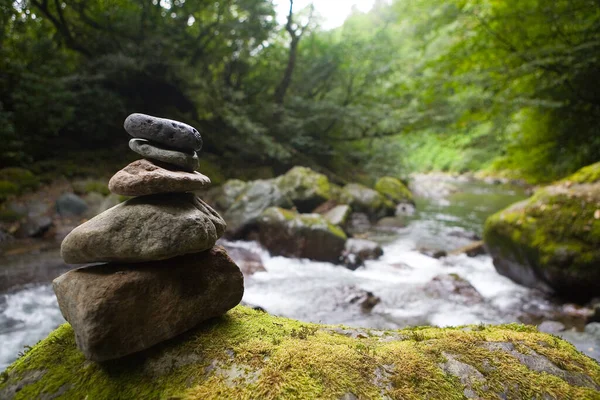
[124,113,203,152]
[129,139,199,172]
[108,159,211,196]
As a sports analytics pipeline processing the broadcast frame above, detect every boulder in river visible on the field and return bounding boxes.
[206,179,248,212]
[344,238,383,261]
[323,204,352,227]
[224,179,293,238]
[343,183,395,220]
[2,306,600,399]
[423,274,484,305]
[218,242,266,277]
[256,207,347,263]
[374,176,414,205]
[345,212,372,236]
[484,162,600,302]
[52,246,243,361]
[275,166,333,212]
[61,193,226,263]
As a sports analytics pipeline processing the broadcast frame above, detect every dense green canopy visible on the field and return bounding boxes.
[1,0,599,182]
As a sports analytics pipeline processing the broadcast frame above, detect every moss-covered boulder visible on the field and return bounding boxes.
[484,162,600,301]
[2,307,600,399]
[208,179,248,212]
[375,177,414,205]
[275,166,333,212]
[256,207,347,263]
[343,183,396,220]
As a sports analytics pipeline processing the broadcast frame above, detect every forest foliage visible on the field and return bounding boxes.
[1,0,599,183]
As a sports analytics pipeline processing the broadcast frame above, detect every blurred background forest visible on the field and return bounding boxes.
[1,0,599,185]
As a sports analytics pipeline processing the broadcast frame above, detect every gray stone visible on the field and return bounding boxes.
[15,216,53,238]
[449,241,486,257]
[53,246,243,361]
[585,322,600,336]
[423,274,484,305]
[61,193,225,264]
[124,113,203,152]
[538,320,566,334]
[323,204,352,227]
[219,242,266,277]
[206,179,248,211]
[345,212,371,236]
[129,139,199,172]
[343,183,395,220]
[108,159,210,196]
[344,238,383,261]
[375,216,406,231]
[224,180,293,237]
[275,166,333,212]
[56,193,88,217]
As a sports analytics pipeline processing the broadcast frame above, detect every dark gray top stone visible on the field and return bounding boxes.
[124,113,202,152]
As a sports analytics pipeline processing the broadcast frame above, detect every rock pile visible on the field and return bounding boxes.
[54,113,243,362]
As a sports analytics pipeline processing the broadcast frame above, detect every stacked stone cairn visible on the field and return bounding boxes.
[54,113,243,362]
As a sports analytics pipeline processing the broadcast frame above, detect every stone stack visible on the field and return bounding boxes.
[54,113,243,362]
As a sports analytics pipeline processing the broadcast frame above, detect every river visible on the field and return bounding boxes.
[1,176,598,370]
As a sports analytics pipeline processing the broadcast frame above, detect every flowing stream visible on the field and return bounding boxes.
[1,177,598,371]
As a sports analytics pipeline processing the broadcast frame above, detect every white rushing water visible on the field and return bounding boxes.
[1,178,598,370]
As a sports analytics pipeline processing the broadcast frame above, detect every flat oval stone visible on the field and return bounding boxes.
[60,193,226,263]
[124,113,202,152]
[108,159,211,196]
[129,139,199,172]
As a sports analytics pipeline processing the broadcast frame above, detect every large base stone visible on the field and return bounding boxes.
[52,246,243,362]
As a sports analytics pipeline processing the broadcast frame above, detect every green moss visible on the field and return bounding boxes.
[562,162,600,184]
[344,183,396,219]
[261,207,347,240]
[2,307,599,399]
[0,168,39,202]
[374,177,414,205]
[72,180,110,196]
[0,207,24,223]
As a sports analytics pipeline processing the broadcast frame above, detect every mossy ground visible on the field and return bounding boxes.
[561,162,600,184]
[2,307,600,400]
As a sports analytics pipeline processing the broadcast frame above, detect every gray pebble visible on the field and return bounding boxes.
[129,139,199,172]
[124,113,202,152]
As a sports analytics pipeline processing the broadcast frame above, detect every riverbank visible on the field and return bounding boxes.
[1,172,599,371]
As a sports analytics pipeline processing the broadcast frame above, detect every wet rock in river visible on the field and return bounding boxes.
[449,241,486,257]
[256,207,347,263]
[484,161,600,302]
[374,176,414,205]
[423,274,484,305]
